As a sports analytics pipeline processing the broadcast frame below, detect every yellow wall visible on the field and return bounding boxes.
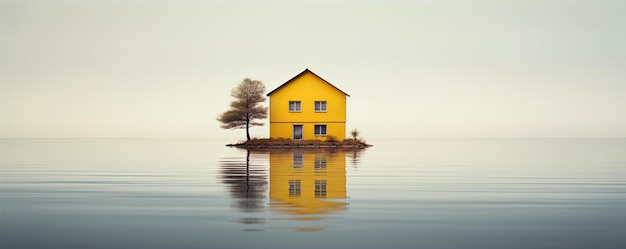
[268,71,347,140]
[269,123,346,141]
[269,150,347,215]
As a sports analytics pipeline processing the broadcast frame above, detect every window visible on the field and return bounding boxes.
[314,156,327,169]
[289,180,301,197]
[289,101,301,112]
[293,152,303,168]
[314,125,327,136]
[315,180,327,198]
[314,101,327,112]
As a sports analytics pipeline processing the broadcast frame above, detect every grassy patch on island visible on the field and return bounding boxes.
[226,137,371,149]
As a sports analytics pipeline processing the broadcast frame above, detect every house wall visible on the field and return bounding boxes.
[269,123,346,140]
[268,71,347,140]
[269,150,347,215]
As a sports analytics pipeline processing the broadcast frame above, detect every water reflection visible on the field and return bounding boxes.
[269,149,347,218]
[346,149,364,167]
[218,150,268,213]
[218,148,360,231]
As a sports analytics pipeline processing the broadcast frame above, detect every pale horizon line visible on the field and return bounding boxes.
[1,136,625,140]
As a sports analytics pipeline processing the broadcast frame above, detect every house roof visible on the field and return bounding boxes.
[266,68,350,97]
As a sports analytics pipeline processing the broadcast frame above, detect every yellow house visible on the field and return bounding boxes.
[267,69,349,140]
[269,150,347,217]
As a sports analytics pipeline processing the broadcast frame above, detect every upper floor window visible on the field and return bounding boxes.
[315,180,327,198]
[314,101,327,112]
[289,180,301,197]
[289,101,301,112]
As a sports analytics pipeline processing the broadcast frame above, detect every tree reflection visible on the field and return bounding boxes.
[218,150,268,212]
[346,148,365,167]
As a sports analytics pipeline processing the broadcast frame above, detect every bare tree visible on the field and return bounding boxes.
[217,78,268,140]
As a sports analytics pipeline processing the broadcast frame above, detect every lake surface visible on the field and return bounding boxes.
[1,138,625,249]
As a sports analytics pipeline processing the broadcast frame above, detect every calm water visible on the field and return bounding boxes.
[1,138,625,249]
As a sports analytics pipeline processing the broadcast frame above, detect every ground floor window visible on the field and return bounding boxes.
[293,152,303,168]
[314,156,327,169]
[314,125,327,136]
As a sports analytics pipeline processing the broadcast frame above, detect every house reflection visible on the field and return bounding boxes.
[269,149,347,220]
[219,148,357,231]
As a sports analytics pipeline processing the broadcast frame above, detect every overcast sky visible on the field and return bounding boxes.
[2,0,625,139]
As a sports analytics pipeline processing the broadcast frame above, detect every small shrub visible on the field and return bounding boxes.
[350,128,360,140]
[325,135,339,143]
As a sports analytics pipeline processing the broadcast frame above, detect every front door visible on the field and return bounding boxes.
[293,125,303,140]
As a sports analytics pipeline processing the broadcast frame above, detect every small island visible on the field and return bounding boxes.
[218,69,371,150]
[226,137,371,149]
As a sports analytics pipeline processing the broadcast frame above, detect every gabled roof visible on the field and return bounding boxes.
[266,68,350,97]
